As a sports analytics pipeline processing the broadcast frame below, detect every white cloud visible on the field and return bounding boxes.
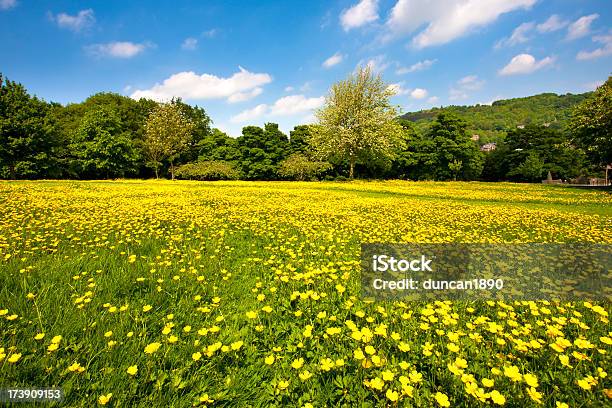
[567,14,599,40]
[86,41,152,58]
[0,0,17,10]
[498,53,554,76]
[230,104,268,123]
[51,9,95,32]
[536,14,568,33]
[576,33,612,60]
[450,75,485,100]
[284,86,295,92]
[130,67,272,102]
[227,87,263,103]
[322,52,344,68]
[495,21,534,48]
[387,83,411,96]
[270,95,325,116]
[359,55,390,72]
[181,37,198,51]
[410,88,428,99]
[386,0,536,48]
[427,96,439,104]
[396,59,436,74]
[457,75,484,90]
[202,29,218,38]
[230,94,325,123]
[340,0,379,31]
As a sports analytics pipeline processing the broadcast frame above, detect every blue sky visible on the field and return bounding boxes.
[1,0,610,137]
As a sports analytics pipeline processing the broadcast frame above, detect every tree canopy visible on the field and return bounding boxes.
[311,66,404,178]
[0,72,605,183]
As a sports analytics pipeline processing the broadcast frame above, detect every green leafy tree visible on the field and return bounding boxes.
[143,101,195,179]
[428,113,483,180]
[288,125,312,154]
[499,125,587,181]
[570,76,612,167]
[236,123,289,180]
[72,107,139,178]
[0,75,59,179]
[198,128,241,163]
[172,99,213,164]
[507,151,545,181]
[278,153,331,181]
[310,65,404,178]
[400,113,483,180]
[448,160,463,181]
[52,93,157,177]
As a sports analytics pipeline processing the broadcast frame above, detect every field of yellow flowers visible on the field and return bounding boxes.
[0,180,610,407]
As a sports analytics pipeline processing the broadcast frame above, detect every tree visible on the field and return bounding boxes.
[236,123,289,180]
[397,113,483,181]
[197,128,241,163]
[172,99,213,164]
[0,75,59,179]
[278,153,331,181]
[570,76,612,167]
[143,101,195,179]
[72,106,139,178]
[507,151,545,181]
[311,65,404,178]
[288,125,312,154]
[501,125,587,181]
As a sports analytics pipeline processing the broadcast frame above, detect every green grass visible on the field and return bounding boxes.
[0,180,610,407]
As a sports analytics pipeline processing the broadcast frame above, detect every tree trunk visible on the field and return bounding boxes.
[170,163,175,180]
[349,158,355,179]
[154,167,159,179]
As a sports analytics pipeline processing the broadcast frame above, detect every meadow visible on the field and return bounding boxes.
[0,180,611,407]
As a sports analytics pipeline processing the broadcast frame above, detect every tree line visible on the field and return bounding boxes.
[1,70,609,182]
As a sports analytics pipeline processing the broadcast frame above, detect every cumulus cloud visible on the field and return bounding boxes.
[230,94,325,123]
[495,22,534,48]
[0,0,17,10]
[576,32,612,60]
[386,0,536,48]
[498,53,554,76]
[359,55,390,72]
[536,14,568,33]
[450,75,485,100]
[387,83,411,96]
[51,9,95,32]
[269,95,325,116]
[567,14,599,40]
[181,37,198,51]
[340,0,379,31]
[85,41,152,58]
[130,67,272,102]
[230,104,268,123]
[227,87,263,103]
[410,88,428,99]
[396,59,436,74]
[322,52,344,68]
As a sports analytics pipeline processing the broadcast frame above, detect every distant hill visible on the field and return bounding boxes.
[400,92,591,143]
